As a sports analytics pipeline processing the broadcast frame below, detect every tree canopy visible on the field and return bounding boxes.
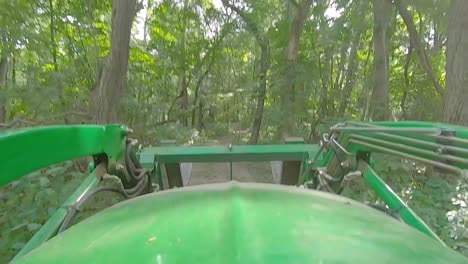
[2,0,468,260]
[0,0,463,142]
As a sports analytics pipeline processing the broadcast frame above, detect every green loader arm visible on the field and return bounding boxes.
[0,125,133,260]
[301,121,468,244]
[2,121,468,263]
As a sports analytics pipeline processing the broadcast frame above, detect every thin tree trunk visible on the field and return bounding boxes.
[339,31,362,115]
[12,56,16,84]
[401,43,413,120]
[93,0,136,124]
[281,0,313,137]
[443,0,468,125]
[85,0,100,82]
[0,57,9,123]
[178,72,188,126]
[49,0,70,123]
[49,0,58,71]
[191,56,214,128]
[197,100,204,131]
[190,30,227,128]
[360,40,372,120]
[191,84,201,129]
[179,0,189,127]
[221,0,270,144]
[370,0,392,121]
[394,0,443,96]
[317,50,328,122]
[165,0,199,125]
[334,46,347,93]
[328,53,335,113]
[250,42,269,144]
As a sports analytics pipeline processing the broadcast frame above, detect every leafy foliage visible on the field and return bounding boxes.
[0,0,454,134]
[0,162,81,262]
[0,161,122,262]
[342,154,468,256]
[1,0,467,261]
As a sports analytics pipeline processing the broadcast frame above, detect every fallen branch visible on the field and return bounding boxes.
[155,119,176,126]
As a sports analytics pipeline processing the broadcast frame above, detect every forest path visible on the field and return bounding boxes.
[180,135,282,186]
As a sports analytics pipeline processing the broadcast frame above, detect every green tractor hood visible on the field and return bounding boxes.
[16,182,467,264]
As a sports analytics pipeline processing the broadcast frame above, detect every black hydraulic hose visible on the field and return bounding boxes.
[125,140,152,193]
[58,140,152,234]
[124,173,148,196]
[125,141,145,181]
[130,149,143,168]
[58,176,149,234]
[319,170,342,183]
[58,187,127,233]
[318,174,334,193]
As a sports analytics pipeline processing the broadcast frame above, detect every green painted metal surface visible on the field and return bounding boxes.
[0,125,127,186]
[4,121,468,262]
[358,161,442,243]
[337,122,468,166]
[139,144,319,164]
[138,144,320,188]
[314,121,468,244]
[15,182,467,263]
[0,125,128,260]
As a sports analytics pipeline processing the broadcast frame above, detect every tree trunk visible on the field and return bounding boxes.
[221,0,270,144]
[316,54,325,120]
[190,29,227,128]
[191,57,214,128]
[179,0,189,127]
[328,53,335,113]
[49,0,58,71]
[443,0,468,125]
[370,0,392,121]
[339,32,362,115]
[93,0,136,124]
[11,56,15,84]
[334,46,347,93]
[178,71,188,127]
[401,43,413,120]
[0,57,9,123]
[197,101,204,131]
[394,0,443,96]
[360,40,373,120]
[85,0,100,82]
[281,0,313,137]
[317,49,331,121]
[250,42,269,144]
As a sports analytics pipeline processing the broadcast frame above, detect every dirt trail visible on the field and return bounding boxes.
[183,137,277,186]
[187,162,273,186]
